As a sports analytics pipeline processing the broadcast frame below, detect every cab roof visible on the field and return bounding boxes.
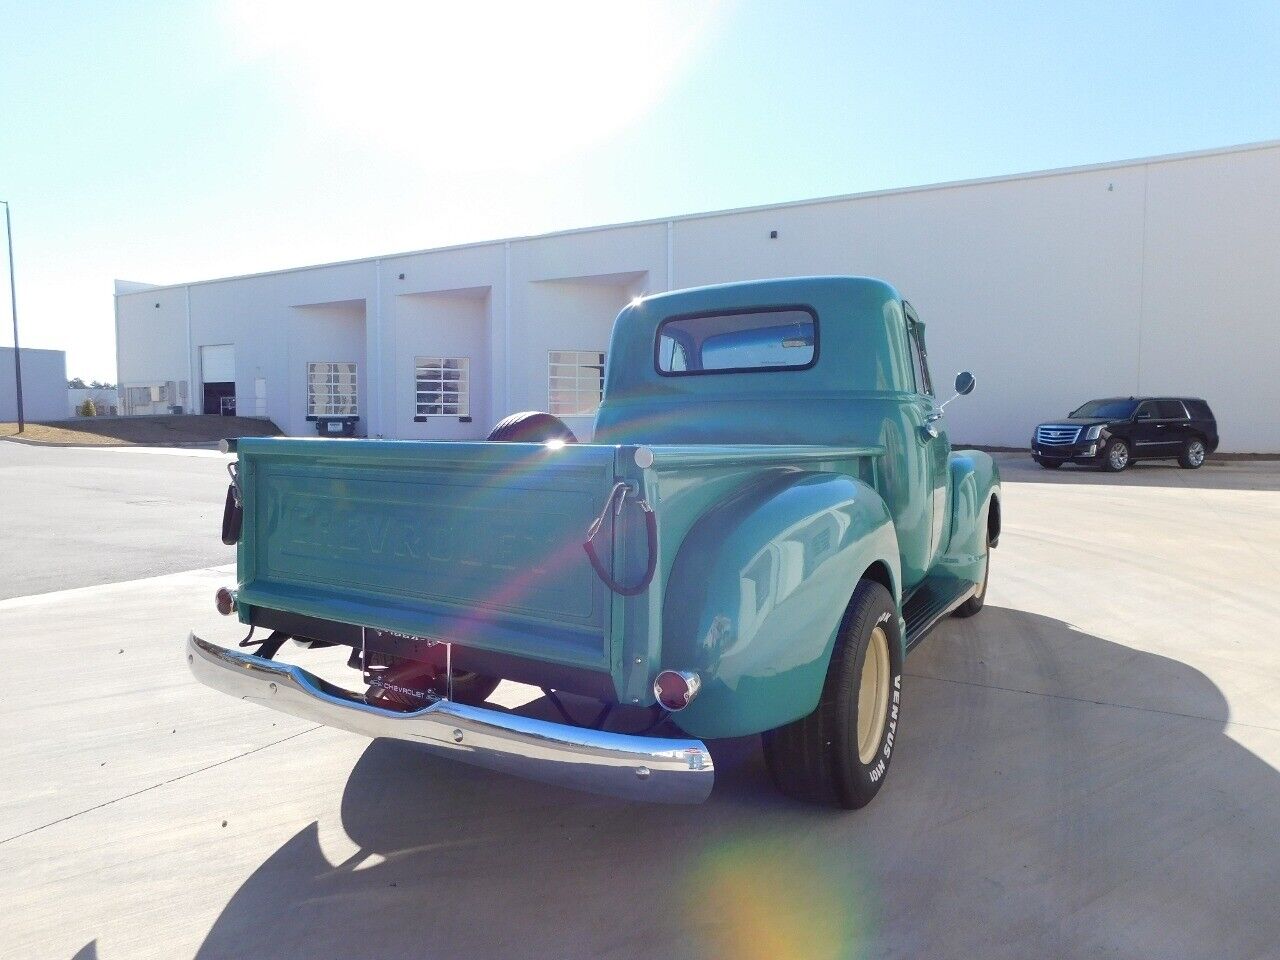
[636,276,902,315]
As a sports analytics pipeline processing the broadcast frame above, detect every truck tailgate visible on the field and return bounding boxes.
[235,438,619,671]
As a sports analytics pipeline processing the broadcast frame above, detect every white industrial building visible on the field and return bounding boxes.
[1,346,68,423]
[115,141,1280,452]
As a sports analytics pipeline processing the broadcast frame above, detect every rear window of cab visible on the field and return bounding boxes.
[655,307,818,376]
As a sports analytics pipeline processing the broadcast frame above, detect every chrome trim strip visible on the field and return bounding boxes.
[186,633,714,804]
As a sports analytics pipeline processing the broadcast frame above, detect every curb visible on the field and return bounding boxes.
[0,435,219,450]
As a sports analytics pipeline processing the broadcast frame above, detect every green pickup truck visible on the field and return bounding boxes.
[189,276,1000,808]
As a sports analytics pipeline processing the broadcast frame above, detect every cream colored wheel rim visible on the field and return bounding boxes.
[857,626,892,765]
[974,550,989,600]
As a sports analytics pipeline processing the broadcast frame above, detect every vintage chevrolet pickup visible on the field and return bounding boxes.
[189,276,1000,808]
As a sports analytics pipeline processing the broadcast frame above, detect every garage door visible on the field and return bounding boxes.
[200,344,235,383]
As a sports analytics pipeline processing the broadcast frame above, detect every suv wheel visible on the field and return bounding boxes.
[1103,438,1130,472]
[1178,437,1207,469]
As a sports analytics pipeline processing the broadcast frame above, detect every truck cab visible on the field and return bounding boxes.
[189,276,1000,808]
[595,278,966,593]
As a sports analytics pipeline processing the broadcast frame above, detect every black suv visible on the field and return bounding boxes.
[1032,397,1218,472]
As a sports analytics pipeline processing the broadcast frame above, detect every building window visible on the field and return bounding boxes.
[549,350,606,416]
[307,362,358,418]
[415,357,469,419]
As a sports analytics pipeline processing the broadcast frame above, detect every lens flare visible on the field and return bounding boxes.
[684,836,875,960]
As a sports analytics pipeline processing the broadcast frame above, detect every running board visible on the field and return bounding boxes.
[903,578,978,652]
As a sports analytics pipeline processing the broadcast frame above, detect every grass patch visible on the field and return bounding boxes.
[0,415,282,447]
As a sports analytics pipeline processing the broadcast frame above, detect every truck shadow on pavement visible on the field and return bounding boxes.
[191,606,1280,960]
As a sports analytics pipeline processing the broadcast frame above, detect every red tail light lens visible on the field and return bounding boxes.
[653,670,701,711]
[214,587,238,616]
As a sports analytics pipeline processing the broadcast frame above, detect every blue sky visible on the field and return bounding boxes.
[2,0,1278,380]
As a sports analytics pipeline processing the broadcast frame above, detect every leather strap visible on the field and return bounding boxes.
[583,482,658,597]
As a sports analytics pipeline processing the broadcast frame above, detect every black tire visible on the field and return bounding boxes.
[436,670,501,706]
[952,528,990,618]
[1102,437,1130,472]
[1178,436,1207,469]
[487,411,577,443]
[1035,458,1062,469]
[762,580,903,808]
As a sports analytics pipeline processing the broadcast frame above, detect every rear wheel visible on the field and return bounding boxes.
[487,411,577,443]
[762,580,903,808]
[1178,437,1207,469]
[1103,438,1130,472]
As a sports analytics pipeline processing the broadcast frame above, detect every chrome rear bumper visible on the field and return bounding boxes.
[186,633,714,804]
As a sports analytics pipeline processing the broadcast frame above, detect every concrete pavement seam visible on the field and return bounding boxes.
[0,725,322,847]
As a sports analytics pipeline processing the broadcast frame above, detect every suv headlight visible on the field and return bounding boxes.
[1084,425,1104,441]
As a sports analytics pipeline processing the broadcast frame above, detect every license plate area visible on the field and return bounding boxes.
[361,627,452,706]
[363,627,444,664]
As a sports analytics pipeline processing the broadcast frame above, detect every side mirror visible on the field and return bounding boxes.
[1136,411,1151,420]
[937,370,976,413]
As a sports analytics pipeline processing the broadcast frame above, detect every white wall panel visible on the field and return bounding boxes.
[114,142,1280,451]
[1139,148,1280,454]
[0,347,67,421]
[392,288,490,440]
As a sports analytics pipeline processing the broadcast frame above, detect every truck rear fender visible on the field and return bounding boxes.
[940,450,1002,581]
[661,470,899,740]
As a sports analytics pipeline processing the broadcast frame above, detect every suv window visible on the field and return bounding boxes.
[1185,399,1214,420]
[906,322,933,396]
[1134,401,1160,420]
[1155,399,1188,419]
[1071,398,1138,419]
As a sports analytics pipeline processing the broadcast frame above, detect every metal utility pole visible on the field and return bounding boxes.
[1,201,23,432]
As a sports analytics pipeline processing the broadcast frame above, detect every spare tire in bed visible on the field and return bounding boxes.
[487,411,578,443]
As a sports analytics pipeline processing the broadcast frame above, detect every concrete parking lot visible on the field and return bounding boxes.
[2,444,1278,959]
[0,442,234,600]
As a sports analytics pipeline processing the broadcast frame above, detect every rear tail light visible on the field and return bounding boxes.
[653,670,701,711]
[214,587,238,616]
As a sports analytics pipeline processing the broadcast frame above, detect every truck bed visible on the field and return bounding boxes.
[233,437,882,690]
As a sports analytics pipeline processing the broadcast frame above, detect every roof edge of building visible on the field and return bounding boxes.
[115,137,1280,297]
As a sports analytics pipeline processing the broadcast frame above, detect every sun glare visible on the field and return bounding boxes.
[223,0,728,172]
